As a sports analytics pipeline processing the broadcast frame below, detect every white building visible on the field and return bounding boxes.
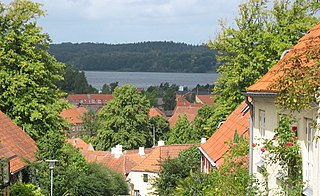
[245,22,320,195]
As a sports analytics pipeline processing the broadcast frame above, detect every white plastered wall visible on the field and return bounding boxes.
[251,96,318,195]
[127,171,158,196]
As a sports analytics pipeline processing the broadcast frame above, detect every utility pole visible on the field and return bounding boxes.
[153,126,156,146]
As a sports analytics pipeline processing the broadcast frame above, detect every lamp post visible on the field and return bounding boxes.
[46,160,58,196]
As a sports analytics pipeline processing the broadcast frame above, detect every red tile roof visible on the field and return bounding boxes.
[169,106,202,128]
[60,107,87,124]
[247,22,320,92]
[149,107,166,118]
[200,101,250,167]
[67,138,153,175]
[131,144,194,173]
[66,94,113,105]
[0,111,37,173]
[196,95,215,105]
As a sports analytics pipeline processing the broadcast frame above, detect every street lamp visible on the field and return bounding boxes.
[46,160,58,196]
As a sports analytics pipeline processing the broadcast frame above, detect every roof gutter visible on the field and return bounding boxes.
[244,92,277,97]
[244,96,254,177]
[198,147,216,168]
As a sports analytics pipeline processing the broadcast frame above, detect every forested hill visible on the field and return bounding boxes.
[49,41,218,73]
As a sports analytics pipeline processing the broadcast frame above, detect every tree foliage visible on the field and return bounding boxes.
[154,147,200,196]
[149,115,170,142]
[94,84,152,150]
[173,136,253,196]
[206,0,318,134]
[57,64,97,94]
[0,0,68,141]
[49,42,217,73]
[167,115,198,144]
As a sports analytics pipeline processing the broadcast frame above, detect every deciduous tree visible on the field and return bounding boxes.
[94,84,152,150]
[207,0,318,134]
[0,0,68,140]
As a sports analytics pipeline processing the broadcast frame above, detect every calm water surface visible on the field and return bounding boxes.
[84,71,219,90]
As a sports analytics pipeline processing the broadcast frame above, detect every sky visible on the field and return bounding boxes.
[3,0,241,44]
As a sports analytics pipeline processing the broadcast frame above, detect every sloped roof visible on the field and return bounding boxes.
[131,144,194,173]
[67,138,153,175]
[60,107,87,124]
[0,144,16,160]
[200,101,250,167]
[149,107,166,118]
[66,94,113,105]
[196,95,215,105]
[0,111,37,173]
[247,22,320,92]
[169,106,201,128]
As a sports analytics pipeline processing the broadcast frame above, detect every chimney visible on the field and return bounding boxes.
[74,139,77,145]
[138,147,145,156]
[201,138,206,144]
[111,144,123,158]
[158,140,165,146]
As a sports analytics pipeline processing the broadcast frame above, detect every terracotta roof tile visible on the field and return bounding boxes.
[67,138,152,175]
[169,106,202,128]
[60,107,87,124]
[247,22,320,92]
[66,94,113,105]
[196,95,215,105]
[131,144,194,173]
[200,101,250,167]
[149,107,166,118]
[0,111,38,173]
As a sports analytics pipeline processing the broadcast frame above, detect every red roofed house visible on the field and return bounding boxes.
[67,138,153,177]
[127,142,194,196]
[0,111,37,187]
[195,94,215,105]
[245,22,320,195]
[199,101,250,173]
[169,95,203,128]
[148,107,166,118]
[61,107,87,137]
[66,94,113,111]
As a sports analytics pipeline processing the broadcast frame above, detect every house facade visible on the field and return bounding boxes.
[127,143,194,196]
[66,94,113,111]
[246,22,320,195]
[60,107,87,137]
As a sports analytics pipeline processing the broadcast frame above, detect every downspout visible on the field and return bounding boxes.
[245,96,254,176]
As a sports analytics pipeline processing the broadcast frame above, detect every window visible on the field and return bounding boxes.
[259,110,266,138]
[143,174,148,182]
[134,190,140,196]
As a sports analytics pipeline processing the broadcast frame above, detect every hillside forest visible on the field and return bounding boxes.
[49,42,218,73]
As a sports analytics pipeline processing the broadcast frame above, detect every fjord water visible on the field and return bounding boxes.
[84,71,219,90]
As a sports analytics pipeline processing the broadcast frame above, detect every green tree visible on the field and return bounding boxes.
[101,81,118,94]
[10,183,44,196]
[167,115,197,144]
[154,147,200,196]
[0,0,68,141]
[71,163,128,196]
[149,116,170,142]
[207,0,318,134]
[94,84,152,150]
[57,64,97,94]
[163,84,178,111]
[173,136,254,196]
[79,109,99,141]
[193,105,215,138]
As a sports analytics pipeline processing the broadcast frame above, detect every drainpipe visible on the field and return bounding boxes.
[245,96,254,176]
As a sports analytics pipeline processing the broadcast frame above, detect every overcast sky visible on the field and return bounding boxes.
[3,0,241,44]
